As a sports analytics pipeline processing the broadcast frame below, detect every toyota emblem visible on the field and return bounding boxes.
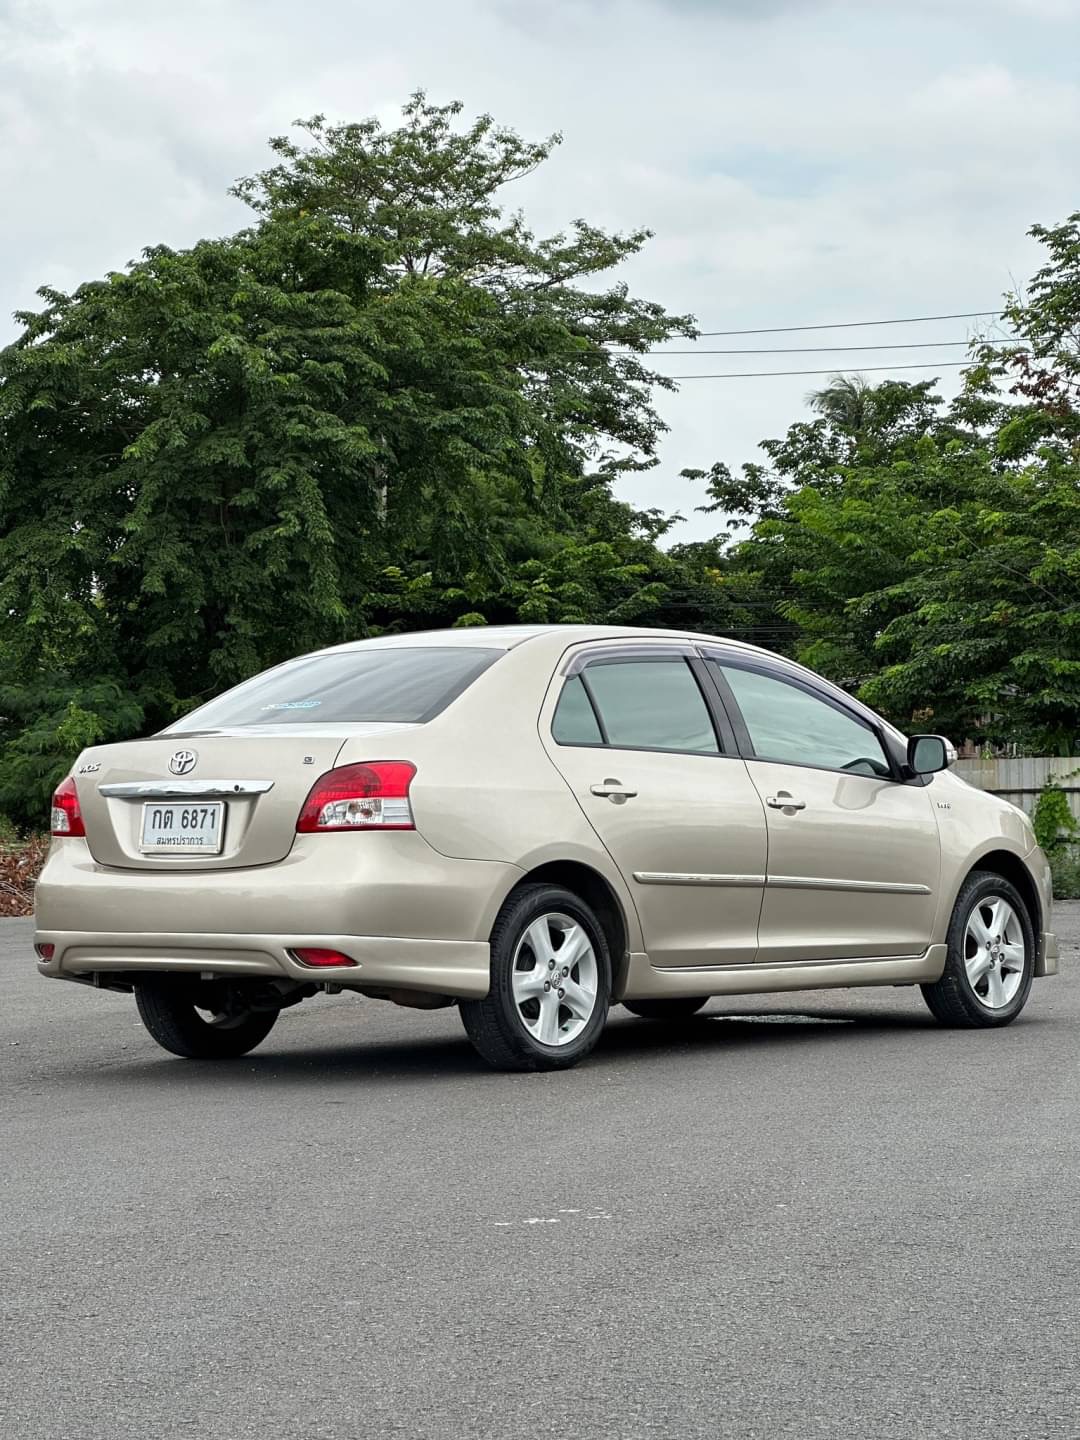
[169,749,198,776]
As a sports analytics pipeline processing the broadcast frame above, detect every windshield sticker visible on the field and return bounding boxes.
[261,700,323,711]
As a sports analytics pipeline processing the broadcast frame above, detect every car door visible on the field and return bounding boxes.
[540,648,767,968]
[704,655,941,963]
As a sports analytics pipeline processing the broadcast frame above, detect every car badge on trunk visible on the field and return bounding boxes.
[169,749,198,776]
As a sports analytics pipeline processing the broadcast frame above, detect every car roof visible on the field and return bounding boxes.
[301,625,903,740]
[322,624,764,654]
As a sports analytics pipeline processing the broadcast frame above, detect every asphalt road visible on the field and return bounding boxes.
[2,911,1079,1440]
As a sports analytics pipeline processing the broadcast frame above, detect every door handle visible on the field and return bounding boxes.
[591,779,637,803]
[766,793,806,811]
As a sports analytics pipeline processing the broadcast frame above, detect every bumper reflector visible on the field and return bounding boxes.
[36,943,55,960]
[291,947,357,968]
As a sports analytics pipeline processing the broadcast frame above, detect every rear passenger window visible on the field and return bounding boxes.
[584,660,719,754]
[552,676,603,745]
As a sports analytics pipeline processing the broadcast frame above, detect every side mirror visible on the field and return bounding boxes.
[907,734,956,776]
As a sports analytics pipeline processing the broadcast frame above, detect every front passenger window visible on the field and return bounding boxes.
[715,663,891,776]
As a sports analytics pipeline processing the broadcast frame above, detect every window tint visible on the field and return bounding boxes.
[170,647,502,730]
[552,675,603,745]
[715,664,890,776]
[584,660,718,754]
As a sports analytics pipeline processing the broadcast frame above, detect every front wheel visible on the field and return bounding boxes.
[135,976,280,1058]
[460,884,611,1071]
[921,871,1035,1028]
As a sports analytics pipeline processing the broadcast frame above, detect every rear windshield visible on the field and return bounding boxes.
[169,647,503,730]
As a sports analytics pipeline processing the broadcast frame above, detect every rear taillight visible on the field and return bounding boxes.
[296,761,416,833]
[50,777,86,837]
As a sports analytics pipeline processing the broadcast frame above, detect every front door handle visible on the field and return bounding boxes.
[766,793,806,811]
[591,779,637,803]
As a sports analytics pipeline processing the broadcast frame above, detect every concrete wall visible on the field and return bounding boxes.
[954,756,1080,821]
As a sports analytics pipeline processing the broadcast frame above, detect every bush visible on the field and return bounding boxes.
[1032,772,1080,853]
[1031,773,1080,899]
[1049,845,1080,901]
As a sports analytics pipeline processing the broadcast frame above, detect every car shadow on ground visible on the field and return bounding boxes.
[56,1003,964,1092]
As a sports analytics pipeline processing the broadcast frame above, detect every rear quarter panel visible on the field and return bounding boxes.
[333,635,645,953]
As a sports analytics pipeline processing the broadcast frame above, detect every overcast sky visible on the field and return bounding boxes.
[3,0,1078,541]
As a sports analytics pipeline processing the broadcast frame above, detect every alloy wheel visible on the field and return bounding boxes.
[510,912,599,1047]
[964,894,1026,1010]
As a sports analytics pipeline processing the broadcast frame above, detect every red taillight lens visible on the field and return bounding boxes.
[291,947,358,968]
[296,761,416,833]
[50,777,86,837]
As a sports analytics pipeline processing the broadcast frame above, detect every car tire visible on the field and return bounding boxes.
[623,996,709,1020]
[460,883,612,1071]
[135,976,280,1059]
[921,870,1035,1028]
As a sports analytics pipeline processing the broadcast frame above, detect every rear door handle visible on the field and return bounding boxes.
[766,793,806,811]
[591,779,637,803]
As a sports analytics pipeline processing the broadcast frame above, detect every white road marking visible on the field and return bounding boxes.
[494,1209,613,1227]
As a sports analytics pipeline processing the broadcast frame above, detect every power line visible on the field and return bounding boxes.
[630,340,1025,356]
[692,310,1003,337]
[669,361,972,379]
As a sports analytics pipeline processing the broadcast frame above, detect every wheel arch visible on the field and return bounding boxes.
[963,848,1042,939]
[508,860,632,997]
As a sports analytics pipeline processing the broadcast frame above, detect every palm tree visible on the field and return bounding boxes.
[807,374,873,436]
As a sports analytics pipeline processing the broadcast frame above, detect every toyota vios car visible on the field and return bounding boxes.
[35,625,1058,1070]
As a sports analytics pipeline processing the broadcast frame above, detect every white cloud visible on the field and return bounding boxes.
[2,0,1078,540]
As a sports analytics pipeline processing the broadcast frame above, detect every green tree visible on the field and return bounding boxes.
[861,215,1080,748]
[702,212,1080,748]
[0,94,711,826]
[808,374,874,438]
[862,438,1080,750]
[685,377,949,662]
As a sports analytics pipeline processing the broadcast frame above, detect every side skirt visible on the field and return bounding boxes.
[616,945,948,1002]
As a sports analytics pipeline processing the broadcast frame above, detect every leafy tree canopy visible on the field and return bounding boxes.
[713,212,1080,753]
[0,94,729,826]
[4,89,1079,827]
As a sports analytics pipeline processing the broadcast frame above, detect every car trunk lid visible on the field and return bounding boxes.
[76,725,418,871]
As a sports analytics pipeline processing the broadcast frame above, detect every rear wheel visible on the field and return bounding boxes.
[460,884,611,1071]
[623,996,709,1020]
[135,976,280,1059]
[921,871,1035,1028]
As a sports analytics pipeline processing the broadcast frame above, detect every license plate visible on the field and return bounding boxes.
[140,801,225,854]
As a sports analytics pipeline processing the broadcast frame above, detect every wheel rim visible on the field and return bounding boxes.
[511,912,599,1047]
[964,895,1026,1010]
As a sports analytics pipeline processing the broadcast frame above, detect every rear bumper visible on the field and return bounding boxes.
[35,930,490,998]
[34,832,519,998]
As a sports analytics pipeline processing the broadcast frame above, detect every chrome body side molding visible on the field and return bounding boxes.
[633,871,766,887]
[633,871,931,896]
[766,875,932,896]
